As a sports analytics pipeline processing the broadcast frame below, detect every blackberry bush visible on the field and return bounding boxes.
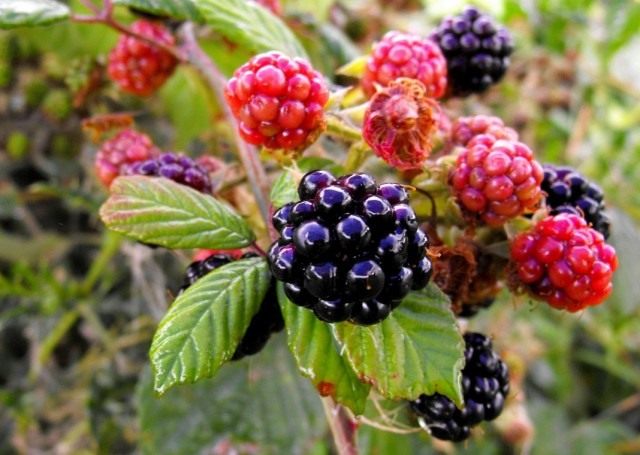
[268,170,432,325]
[431,6,514,96]
[410,332,510,441]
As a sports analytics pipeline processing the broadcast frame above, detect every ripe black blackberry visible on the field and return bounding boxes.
[431,6,513,96]
[268,170,432,326]
[179,252,284,361]
[542,164,611,238]
[125,152,212,193]
[410,332,509,442]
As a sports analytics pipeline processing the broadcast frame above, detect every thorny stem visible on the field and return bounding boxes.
[70,1,186,62]
[322,397,359,455]
[180,23,273,237]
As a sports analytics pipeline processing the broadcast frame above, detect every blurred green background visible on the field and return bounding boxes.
[1,0,639,453]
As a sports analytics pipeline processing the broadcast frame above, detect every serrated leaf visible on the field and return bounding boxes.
[0,0,69,29]
[270,170,298,208]
[334,284,465,406]
[112,0,202,21]
[138,339,326,455]
[150,257,270,394]
[99,176,254,249]
[196,0,307,58]
[278,285,371,415]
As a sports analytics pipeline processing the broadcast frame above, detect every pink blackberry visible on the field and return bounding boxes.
[125,152,212,193]
[450,115,518,148]
[362,31,447,99]
[450,135,544,226]
[107,19,178,97]
[510,213,618,312]
[95,129,159,187]
[224,51,330,151]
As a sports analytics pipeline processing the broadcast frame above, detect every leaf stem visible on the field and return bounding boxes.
[321,397,359,455]
[325,114,363,142]
[180,23,273,238]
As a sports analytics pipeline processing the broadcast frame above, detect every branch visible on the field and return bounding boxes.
[180,23,274,238]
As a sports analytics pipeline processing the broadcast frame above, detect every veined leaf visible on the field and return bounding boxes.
[334,284,465,406]
[99,176,254,249]
[112,0,202,21]
[196,0,308,58]
[0,0,69,29]
[269,170,298,208]
[278,285,371,415]
[150,257,270,394]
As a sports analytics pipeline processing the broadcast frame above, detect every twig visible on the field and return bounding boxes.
[357,416,421,435]
[180,23,273,237]
[322,397,359,455]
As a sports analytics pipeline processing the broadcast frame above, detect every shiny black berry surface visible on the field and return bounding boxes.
[431,6,513,96]
[125,152,212,193]
[268,170,432,326]
[179,252,283,361]
[541,164,611,238]
[409,332,510,442]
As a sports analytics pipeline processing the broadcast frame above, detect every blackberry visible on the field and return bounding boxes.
[410,332,509,442]
[268,171,432,325]
[541,164,610,238]
[178,252,283,361]
[125,152,212,193]
[431,7,513,96]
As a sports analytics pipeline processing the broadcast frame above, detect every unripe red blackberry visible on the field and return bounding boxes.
[255,0,282,15]
[410,332,510,442]
[363,78,440,171]
[225,52,330,152]
[510,213,617,311]
[450,135,544,226]
[431,7,513,96]
[268,170,432,326]
[450,115,518,148]
[107,19,178,97]
[124,152,213,193]
[362,31,447,99]
[542,165,610,239]
[179,252,284,361]
[95,129,159,187]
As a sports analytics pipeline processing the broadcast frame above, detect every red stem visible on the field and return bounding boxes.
[322,397,359,455]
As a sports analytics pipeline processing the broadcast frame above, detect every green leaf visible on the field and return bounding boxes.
[99,176,254,249]
[150,257,270,394]
[112,0,202,21]
[278,285,371,415]
[334,284,465,406]
[196,0,308,59]
[270,170,298,208]
[138,339,326,455]
[0,0,69,29]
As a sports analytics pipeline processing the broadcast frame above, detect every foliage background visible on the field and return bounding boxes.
[0,0,639,453]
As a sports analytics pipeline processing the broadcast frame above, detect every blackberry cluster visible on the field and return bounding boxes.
[180,252,284,361]
[430,7,513,96]
[125,152,212,193]
[542,165,610,239]
[410,332,509,442]
[268,171,432,325]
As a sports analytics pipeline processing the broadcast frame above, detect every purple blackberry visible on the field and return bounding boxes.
[179,252,283,361]
[541,164,610,238]
[125,152,213,193]
[410,332,509,442]
[431,6,514,96]
[268,170,432,326]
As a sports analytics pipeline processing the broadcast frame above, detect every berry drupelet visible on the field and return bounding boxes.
[410,332,510,442]
[510,213,617,312]
[430,6,513,96]
[225,51,330,151]
[450,115,518,148]
[450,135,544,227]
[179,252,284,360]
[362,31,448,99]
[124,152,213,193]
[268,170,432,325]
[95,129,159,187]
[541,165,610,238]
[107,20,178,96]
